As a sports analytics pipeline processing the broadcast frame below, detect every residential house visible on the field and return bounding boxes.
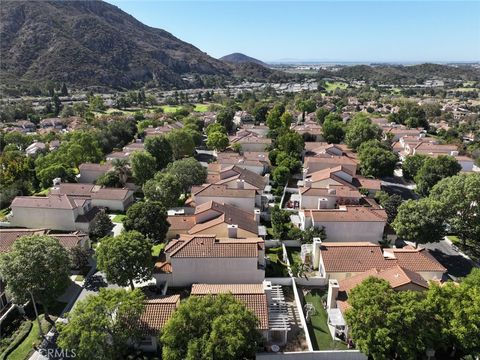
[229,131,272,152]
[242,123,269,137]
[304,142,344,157]
[13,120,36,133]
[234,111,255,126]
[299,206,387,243]
[135,295,180,352]
[291,121,323,142]
[311,241,446,281]
[216,151,270,174]
[208,165,270,208]
[50,183,134,211]
[10,194,100,232]
[39,117,64,130]
[78,163,113,183]
[25,142,46,156]
[190,282,289,343]
[191,184,256,211]
[154,235,265,287]
[304,156,358,176]
[298,185,362,209]
[144,121,184,138]
[383,126,424,141]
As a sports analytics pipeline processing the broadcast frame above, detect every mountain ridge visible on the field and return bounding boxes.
[220,53,267,67]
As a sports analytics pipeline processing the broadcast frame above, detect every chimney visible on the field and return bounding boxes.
[450,150,459,156]
[263,280,272,304]
[318,198,328,209]
[52,177,61,187]
[236,179,245,189]
[227,224,238,238]
[264,173,270,184]
[305,179,312,188]
[254,209,261,223]
[328,188,336,195]
[327,279,340,309]
[312,237,322,270]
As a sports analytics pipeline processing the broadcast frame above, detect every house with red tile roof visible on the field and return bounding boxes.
[50,182,134,211]
[154,234,265,287]
[191,184,256,211]
[229,131,271,152]
[134,295,180,352]
[78,162,113,183]
[299,205,387,242]
[215,151,270,175]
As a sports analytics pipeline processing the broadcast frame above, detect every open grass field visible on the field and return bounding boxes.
[160,103,212,113]
[304,289,348,351]
[324,81,348,92]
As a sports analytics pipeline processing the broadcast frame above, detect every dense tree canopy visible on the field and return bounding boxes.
[415,155,462,196]
[144,135,173,171]
[161,294,261,360]
[143,172,182,208]
[216,107,236,133]
[165,157,208,192]
[57,289,145,360]
[166,129,196,159]
[430,173,480,246]
[392,198,446,246]
[402,154,428,181]
[96,231,153,289]
[322,113,345,143]
[123,201,170,243]
[206,131,229,151]
[89,211,114,241]
[358,143,398,178]
[344,114,382,151]
[129,150,157,185]
[0,235,70,321]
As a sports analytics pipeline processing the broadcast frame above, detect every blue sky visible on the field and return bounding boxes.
[107,1,480,63]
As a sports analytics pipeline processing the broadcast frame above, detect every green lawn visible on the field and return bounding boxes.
[324,81,348,92]
[304,289,348,351]
[193,103,210,112]
[74,274,85,282]
[266,247,289,277]
[112,214,126,223]
[33,188,50,196]
[7,316,50,360]
[161,103,212,113]
[151,243,166,257]
[0,207,10,221]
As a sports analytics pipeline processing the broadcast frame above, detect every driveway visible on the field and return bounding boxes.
[421,239,477,281]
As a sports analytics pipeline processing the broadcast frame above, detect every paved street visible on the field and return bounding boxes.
[422,239,477,281]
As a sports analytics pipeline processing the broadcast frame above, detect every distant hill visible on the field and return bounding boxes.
[319,63,480,84]
[0,0,231,90]
[220,53,267,67]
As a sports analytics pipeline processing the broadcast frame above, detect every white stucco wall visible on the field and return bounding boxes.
[168,257,264,287]
[10,207,77,231]
[312,221,385,243]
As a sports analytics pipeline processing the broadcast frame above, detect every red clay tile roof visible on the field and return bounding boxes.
[320,242,391,273]
[51,232,88,249]
[136,295,180,336]
[167,215,196,230]
[190,201,258,235]
[191,284,268,330]
[168,235,262,258]
[306,206,387,222]
[11,194,79,209]
[339,265,428,293]
[384,248,447,272]
[299,185,362,198]
[216,166,267,189]
[192,184,256,198]
[0,228,47,253]
[79,162,113,171]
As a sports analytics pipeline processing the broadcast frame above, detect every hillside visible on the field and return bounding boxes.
[220,53,267,67]
[319,63,480,84]
[0,0,231,90]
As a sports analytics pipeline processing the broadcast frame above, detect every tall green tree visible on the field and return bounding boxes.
[402,154,428,181]
[392,198,446,247]
[166,129,196,159]
[129,151,157,185]
[0,235,70,324]
[89,211,114,241]
[143,172,182,208]
[266,103,285,130]
[415,155,461,196]
[123,201,170,243]
[322,114,345,143]
[57,289,145,360]
[161,294,261,360]
[430,173,480,246]
[206,131,229,151]
[144,135,173,170]
[358,145,398,178]
[345,115,382,151]
[216,107,236,133]
[275,130,305,157]
[96,231,153,289]
[165,157,208,192]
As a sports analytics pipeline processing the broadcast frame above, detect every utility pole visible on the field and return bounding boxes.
[29,291,44,338]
